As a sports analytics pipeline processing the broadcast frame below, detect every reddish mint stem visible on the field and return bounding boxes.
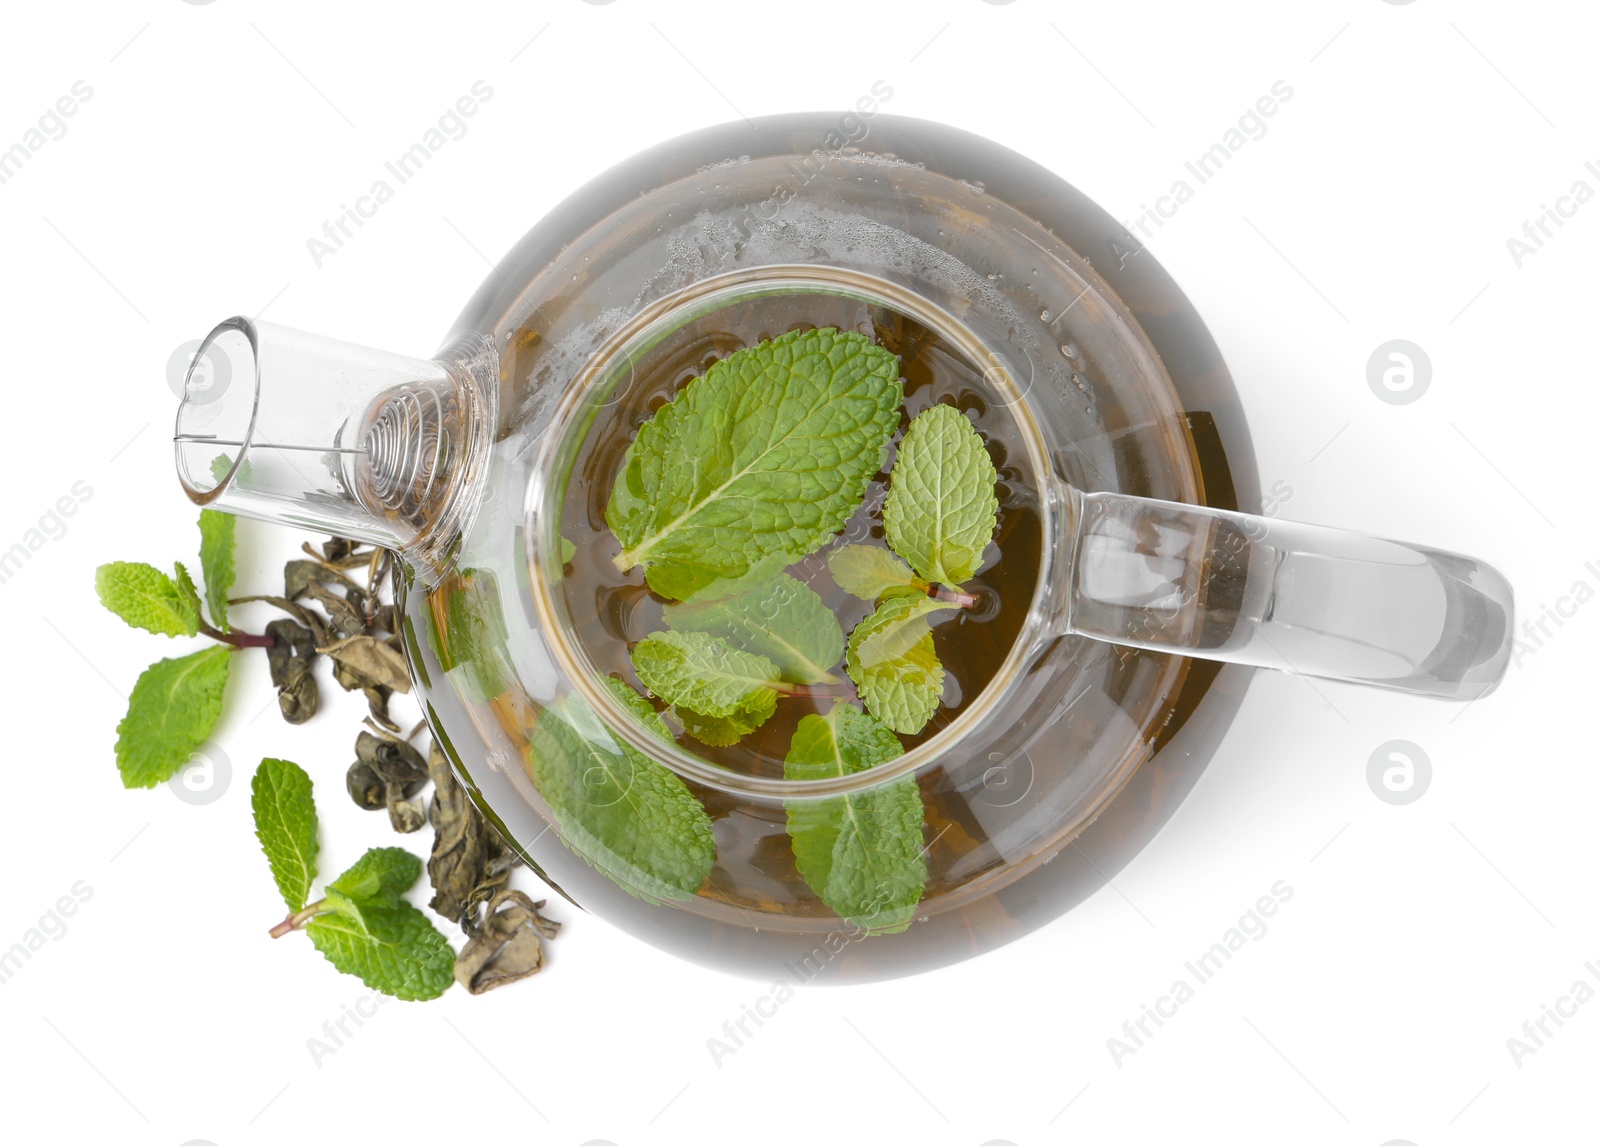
[268,899,329,938]
[199,617,275,649]
[931,585,979,608]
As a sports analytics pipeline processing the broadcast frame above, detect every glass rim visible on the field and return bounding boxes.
[524,263,1065,799]
[173,315,262,505]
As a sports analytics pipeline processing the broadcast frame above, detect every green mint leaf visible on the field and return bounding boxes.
[675,691,778,747]
[327,847,421,904]
[525,687,716,903]
[784,704,926,934]
[251,758,319,912]
[883,403,999,586]
[559,536,577,565]
[431,568,514,704]
[845,594,957,735]
[95,561,200,638]
[664,573,843,684]
[198,509,236,632]
[827,544,929,601]
[306,896,454,1001]
[631,630,780,721]
[210,453,235,484]
[115,646,231,787]
[602,674,674,741]
[173,561,202,616]
[606,327,903,600]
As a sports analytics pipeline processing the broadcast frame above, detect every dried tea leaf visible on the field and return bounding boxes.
[387,791,427,833]
[233,595,329,646]
[320,635,411,693]
[427,739,488,925]
[285,559,358,602]
[264,618,319,725]
[364,685,397,731]
[347,761,386,810]
[304,581,365,639]
[264,618,317,687]
[354,731,428,792]
[454,889,559,995]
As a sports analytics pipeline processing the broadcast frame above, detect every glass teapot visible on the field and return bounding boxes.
[174,114,1512,980]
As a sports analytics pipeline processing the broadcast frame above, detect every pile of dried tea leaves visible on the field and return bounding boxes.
[97,515,556,999]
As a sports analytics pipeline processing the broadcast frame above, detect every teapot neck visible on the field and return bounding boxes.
[173,318,498,581]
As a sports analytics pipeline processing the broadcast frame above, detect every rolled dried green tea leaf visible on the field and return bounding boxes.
[319,635,411,693]
[455,889,559,995]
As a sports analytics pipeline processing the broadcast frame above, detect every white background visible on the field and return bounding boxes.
[1,1,1595,1143]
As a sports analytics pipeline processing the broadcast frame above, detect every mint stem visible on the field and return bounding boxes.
[931,585,978,608]
[774,681,858,701]
[198,616,275,649]
[268,898,330,938]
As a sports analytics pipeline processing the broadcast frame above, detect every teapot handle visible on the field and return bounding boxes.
[1056,485,1514,700]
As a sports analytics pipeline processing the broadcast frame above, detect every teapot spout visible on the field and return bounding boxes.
[173,317,497,578]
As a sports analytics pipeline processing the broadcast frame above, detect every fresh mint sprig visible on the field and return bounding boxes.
[254,758,454,1001]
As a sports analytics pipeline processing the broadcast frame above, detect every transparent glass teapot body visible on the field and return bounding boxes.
[175,115,1512,978]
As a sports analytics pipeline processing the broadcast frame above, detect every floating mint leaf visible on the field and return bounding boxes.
[664,573,844,684]
[431,568,514,704]
[559,536,576,565]
[251,758,319,912]
[676,692,778,747]
[606,327,903,600]
[883,403,999,586]
[199,509,236,632]
[631,630,780,722]
[602,675,673,740]
[305,896,454,1001]
[95,561,201,638]
[328,846,421,903]
[845,594,957,735]
[827,544,929,601]
[525,687,715,903]
[679,548,806,603]
[115,646,231,787]
[784,704,926,935]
